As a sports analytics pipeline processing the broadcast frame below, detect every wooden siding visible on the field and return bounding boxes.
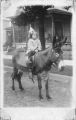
[13,25,29,43]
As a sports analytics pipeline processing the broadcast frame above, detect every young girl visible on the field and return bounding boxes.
[26,27,42,79]
[26,28,42,57]
[25,27,41,68]
[27,30,41,52]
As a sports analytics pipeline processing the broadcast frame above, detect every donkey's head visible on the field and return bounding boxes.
[51,47,64,71]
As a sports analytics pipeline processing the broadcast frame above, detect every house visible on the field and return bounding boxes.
[3,18,12,45]
[3,4,72,59]
[1,0,13,46]
[32,7,72,45]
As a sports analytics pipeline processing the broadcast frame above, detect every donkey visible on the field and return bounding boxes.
[12,46,64,100]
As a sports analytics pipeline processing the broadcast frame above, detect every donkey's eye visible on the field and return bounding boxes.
[56,53,59,57]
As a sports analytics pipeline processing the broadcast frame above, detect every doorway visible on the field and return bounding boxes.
[55,21,63,39]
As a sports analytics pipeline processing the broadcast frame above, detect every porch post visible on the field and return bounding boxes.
[26,24,29,49]
[12,23,16,47]
[39,15,45,50]
[51,14,54,43]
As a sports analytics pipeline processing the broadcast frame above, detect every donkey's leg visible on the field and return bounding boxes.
[37,74,43,99]
[11,67,18,90]
[31,73,34,83]
[18,77,24,91]
[12,76,15,90]
[45,79,51,99]
[29,70,34,83]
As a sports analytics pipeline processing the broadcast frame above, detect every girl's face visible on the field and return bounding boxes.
[32,32,37,40]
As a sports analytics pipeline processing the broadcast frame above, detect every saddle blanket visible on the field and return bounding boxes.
[17,52,30,67]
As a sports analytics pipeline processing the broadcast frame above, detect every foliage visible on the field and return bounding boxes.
[12,5,53,26]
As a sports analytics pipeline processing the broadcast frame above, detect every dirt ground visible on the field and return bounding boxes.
[3,54,72,107]
[4,67,72,107]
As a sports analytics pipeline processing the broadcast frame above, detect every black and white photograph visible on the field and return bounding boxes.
[1,0,75,108]
[0,0,76,120]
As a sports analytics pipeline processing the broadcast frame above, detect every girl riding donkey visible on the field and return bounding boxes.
[26,27,42,66]
[26,27,42,78]
[11,27,65,99]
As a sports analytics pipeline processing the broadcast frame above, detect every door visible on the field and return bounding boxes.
[6,30,13,46]
[55,21,63,38]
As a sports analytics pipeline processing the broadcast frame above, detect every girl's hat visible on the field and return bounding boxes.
[29,26,35,35]
[28,26,37,38]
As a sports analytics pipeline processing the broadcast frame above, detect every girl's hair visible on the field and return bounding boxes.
[28,32,33,39]
[28,31,37,39]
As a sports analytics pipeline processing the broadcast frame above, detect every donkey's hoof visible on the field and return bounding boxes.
[20,87,24,91]
[12,87,15,90]
[39,95,43,100]
[46,95,51,100]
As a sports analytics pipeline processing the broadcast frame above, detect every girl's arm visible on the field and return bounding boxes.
[37,39,42,50]
[27,39,34,51]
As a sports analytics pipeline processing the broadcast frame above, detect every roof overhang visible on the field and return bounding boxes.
[4,6,72,20]
[47,7,72,15]
[2,0,73,19]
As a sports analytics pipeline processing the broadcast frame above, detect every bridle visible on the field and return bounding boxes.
[51,46,63,66]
